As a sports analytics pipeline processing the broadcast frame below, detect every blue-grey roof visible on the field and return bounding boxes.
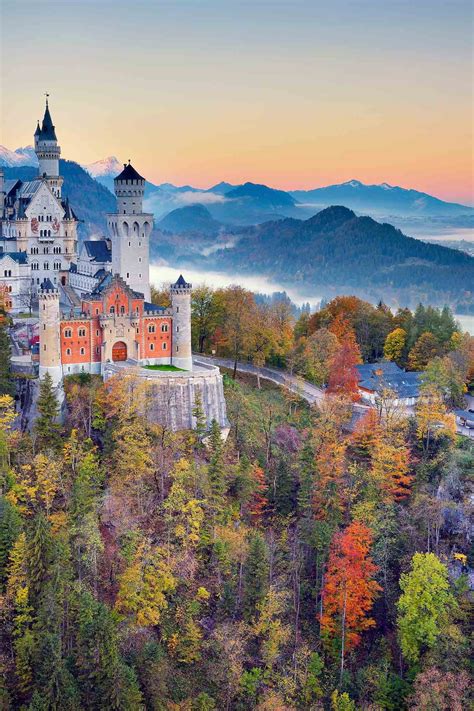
[454,409,474,421]
[93,268,109,279]
[84,240,111,263]
[39,102,57,141]
[115,162,144,182]
[144,301,165,313]
[69,262,77,273]
[40,278,55,291]
[357,362,423,399]
[172,274,192,288]
[0,251,28,265]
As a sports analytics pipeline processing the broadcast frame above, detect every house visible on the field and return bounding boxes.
[356,362,423,407]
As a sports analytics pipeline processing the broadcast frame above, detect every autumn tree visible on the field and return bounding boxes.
[218,286,257,378]
[408,331,443,370]
[191,285,222,353]
[384,327,407,365]
[0,315,14,396]
[294,328,339,385]
[243,532,269,620]
[396,552,457,664]
[327,331,361,402]
[415,384,456,454]
[320,521,381,680]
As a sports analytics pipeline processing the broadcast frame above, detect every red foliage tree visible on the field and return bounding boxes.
[247,464,268,524]
[327,332,362,402]
[319,521,381,679]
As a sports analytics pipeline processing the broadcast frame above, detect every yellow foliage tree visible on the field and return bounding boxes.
[115,540,176,626]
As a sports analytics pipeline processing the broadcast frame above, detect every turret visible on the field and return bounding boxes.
[34,97,63,197]
[38,279,62,386]
[107,161,153,301]
[170,275,192,371]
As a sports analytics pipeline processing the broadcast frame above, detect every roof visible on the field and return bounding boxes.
[357,362,423,399]
[93,268,109,279]
[85,272,143,300]
[454,409,474,421]
[83,240,111,263]
[4,179,22,196]
[144,301,165,313]
[62,198,77,220]
[69,262,77,273]
[38,100,57,141]
[18,180,42,199]
[40,278,55,291]
[172,274,192,289]
[114,162,145,182]
[0,251,28,265]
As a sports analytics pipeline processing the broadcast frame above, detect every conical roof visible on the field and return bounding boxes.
[39,100,57,141]
[114,161,145,182]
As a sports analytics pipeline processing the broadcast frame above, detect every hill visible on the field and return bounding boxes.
[158,204,223,236]
[290,179,473,217]
[2,160,115,238]
[209,205,474,309]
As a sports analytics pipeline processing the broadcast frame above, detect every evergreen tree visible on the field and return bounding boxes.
[207,420,226,516]
[0,496,21,586]
[34,373,61,450]
[27,512,53,606]
[243,532,269,619]
[0,316,14,396]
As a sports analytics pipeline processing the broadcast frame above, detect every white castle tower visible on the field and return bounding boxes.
[38,279,62,387]
[107,162,153,301]
[171,275,193,371]
[34,97,63,198]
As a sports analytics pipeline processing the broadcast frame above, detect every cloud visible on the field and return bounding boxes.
[175,191,228,206]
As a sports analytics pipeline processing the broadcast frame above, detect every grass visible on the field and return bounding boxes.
[143,364,186,372]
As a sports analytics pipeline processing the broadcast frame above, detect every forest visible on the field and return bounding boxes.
[0,290,473,710]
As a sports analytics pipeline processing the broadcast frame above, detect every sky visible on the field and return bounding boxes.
[1,0,473,204]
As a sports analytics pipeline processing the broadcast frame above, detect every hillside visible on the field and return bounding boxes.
[3,160,115,238]
[209,205,474,309]
[158,203,223,236]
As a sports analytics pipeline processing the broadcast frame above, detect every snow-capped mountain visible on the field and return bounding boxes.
[82,156,123,179]
[0,145,38,167]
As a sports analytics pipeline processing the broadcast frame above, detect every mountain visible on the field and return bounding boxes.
[2,160,115,238]
[158,204,223,236]
[207,181,239,195]
[208,205,474,309]
[290,179,473,217]
[0,145,38,168]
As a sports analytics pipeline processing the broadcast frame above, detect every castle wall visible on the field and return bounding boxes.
[102,361,228,431]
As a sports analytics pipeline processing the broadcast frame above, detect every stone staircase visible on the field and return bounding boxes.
[60,283,82,309]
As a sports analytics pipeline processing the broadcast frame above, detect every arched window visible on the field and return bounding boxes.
[110,306,115,314]
[80,347,85,355]
[78,328,86,337]
[162,342,167,350]
[44,262,49,270]
[150,343,154,351]
[161,324,168,332]
[66,348,71,356]
[64,329,72,338]
[148,324,155,333]
[120,305,125,314]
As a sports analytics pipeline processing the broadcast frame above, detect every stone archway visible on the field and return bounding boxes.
[112,341,127,362]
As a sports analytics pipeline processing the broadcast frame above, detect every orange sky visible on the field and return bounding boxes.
[1,0,473,204]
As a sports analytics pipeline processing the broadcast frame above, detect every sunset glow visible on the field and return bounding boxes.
[1,0,473,204]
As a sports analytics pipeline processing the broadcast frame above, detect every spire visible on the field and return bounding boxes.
[34,120,41,136]
[40,95,57,141]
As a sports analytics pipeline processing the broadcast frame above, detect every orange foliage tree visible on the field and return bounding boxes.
[327,331,361,402]
[247,464,268,524]
[320,521,381,680]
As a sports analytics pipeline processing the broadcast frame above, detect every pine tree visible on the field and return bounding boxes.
[27,511,53,606]
[207,420,226,517]
[34,373,61,450]
[192,391,207,443]
[0,317,14,396]
[243,532,269,619]
[0,496,21,586]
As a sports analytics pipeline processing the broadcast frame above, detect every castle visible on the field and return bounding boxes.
[0,99,227,431]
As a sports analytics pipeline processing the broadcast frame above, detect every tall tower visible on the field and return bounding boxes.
[34,97,63,198]
[38,279,62,387]
[107,162,153,301]
[170,275,192,371]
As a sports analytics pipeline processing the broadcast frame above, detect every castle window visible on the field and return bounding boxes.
[64,328,72,338]
[44,247,49,254]
[80,347,85,356]
[44,262,49,270]
[96,330,99,337]
[120,306,125,314]
[66,348,71,356]
[176,306,179,313]
[54,262,61,270]
[78,328,86,337]
[176,345,179,352]
[148,324,155,333]
[162,342,167,350]
[150,343,154,351]
[110,306,115,314]
[95,308,99,315]
[161,324,168,332]
[126,273,129,279]
[176,326,179,333]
